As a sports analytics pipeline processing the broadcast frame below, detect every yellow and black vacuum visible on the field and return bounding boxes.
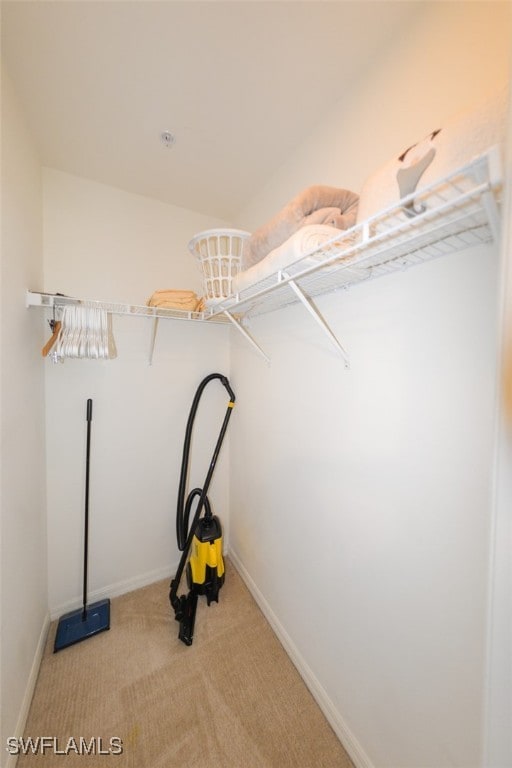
[169,373,235,646]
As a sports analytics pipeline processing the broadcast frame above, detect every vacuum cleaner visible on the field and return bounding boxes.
[169,373,235,646]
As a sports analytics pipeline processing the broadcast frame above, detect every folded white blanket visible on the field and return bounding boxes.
[233,224,346,294]
[243,185,359,269]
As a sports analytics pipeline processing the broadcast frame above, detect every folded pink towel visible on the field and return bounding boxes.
[243,185,359,268]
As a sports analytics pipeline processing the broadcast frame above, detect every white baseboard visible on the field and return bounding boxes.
[229,549,374,768]
[49,544,238,621]
[4,612,51,768]
[49,562,178,621]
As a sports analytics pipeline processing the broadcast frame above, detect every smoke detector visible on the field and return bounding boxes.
[160,131,176,148]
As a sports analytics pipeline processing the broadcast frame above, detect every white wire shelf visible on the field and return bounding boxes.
[26,292,231,365]
[26,291,231,324]
[27,148,502,366]
[211,148,502,323]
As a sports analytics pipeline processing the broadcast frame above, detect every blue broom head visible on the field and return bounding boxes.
[54,598,110,652]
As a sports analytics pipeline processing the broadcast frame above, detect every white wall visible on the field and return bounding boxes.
[42,170,232,614]
[239,2,511,228]
[0,67,48,758]
[484,88,512,767]
[230,4,511,768]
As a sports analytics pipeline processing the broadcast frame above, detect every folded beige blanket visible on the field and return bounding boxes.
[147,290,205,312]
[243,185,359,268]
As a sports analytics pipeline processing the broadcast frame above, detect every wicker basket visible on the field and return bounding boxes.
[188,228,250,304]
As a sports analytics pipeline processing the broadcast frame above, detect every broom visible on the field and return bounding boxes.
[54,398,110,652]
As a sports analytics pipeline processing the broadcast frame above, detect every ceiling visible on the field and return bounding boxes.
[1,1,422,220]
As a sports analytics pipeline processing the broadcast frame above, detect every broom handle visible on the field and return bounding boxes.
[83,398,93,619]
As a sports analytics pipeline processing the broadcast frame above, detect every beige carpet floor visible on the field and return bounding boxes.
[17,559,354,767]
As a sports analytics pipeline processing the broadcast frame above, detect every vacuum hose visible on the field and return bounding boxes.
[170,373,235,618]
